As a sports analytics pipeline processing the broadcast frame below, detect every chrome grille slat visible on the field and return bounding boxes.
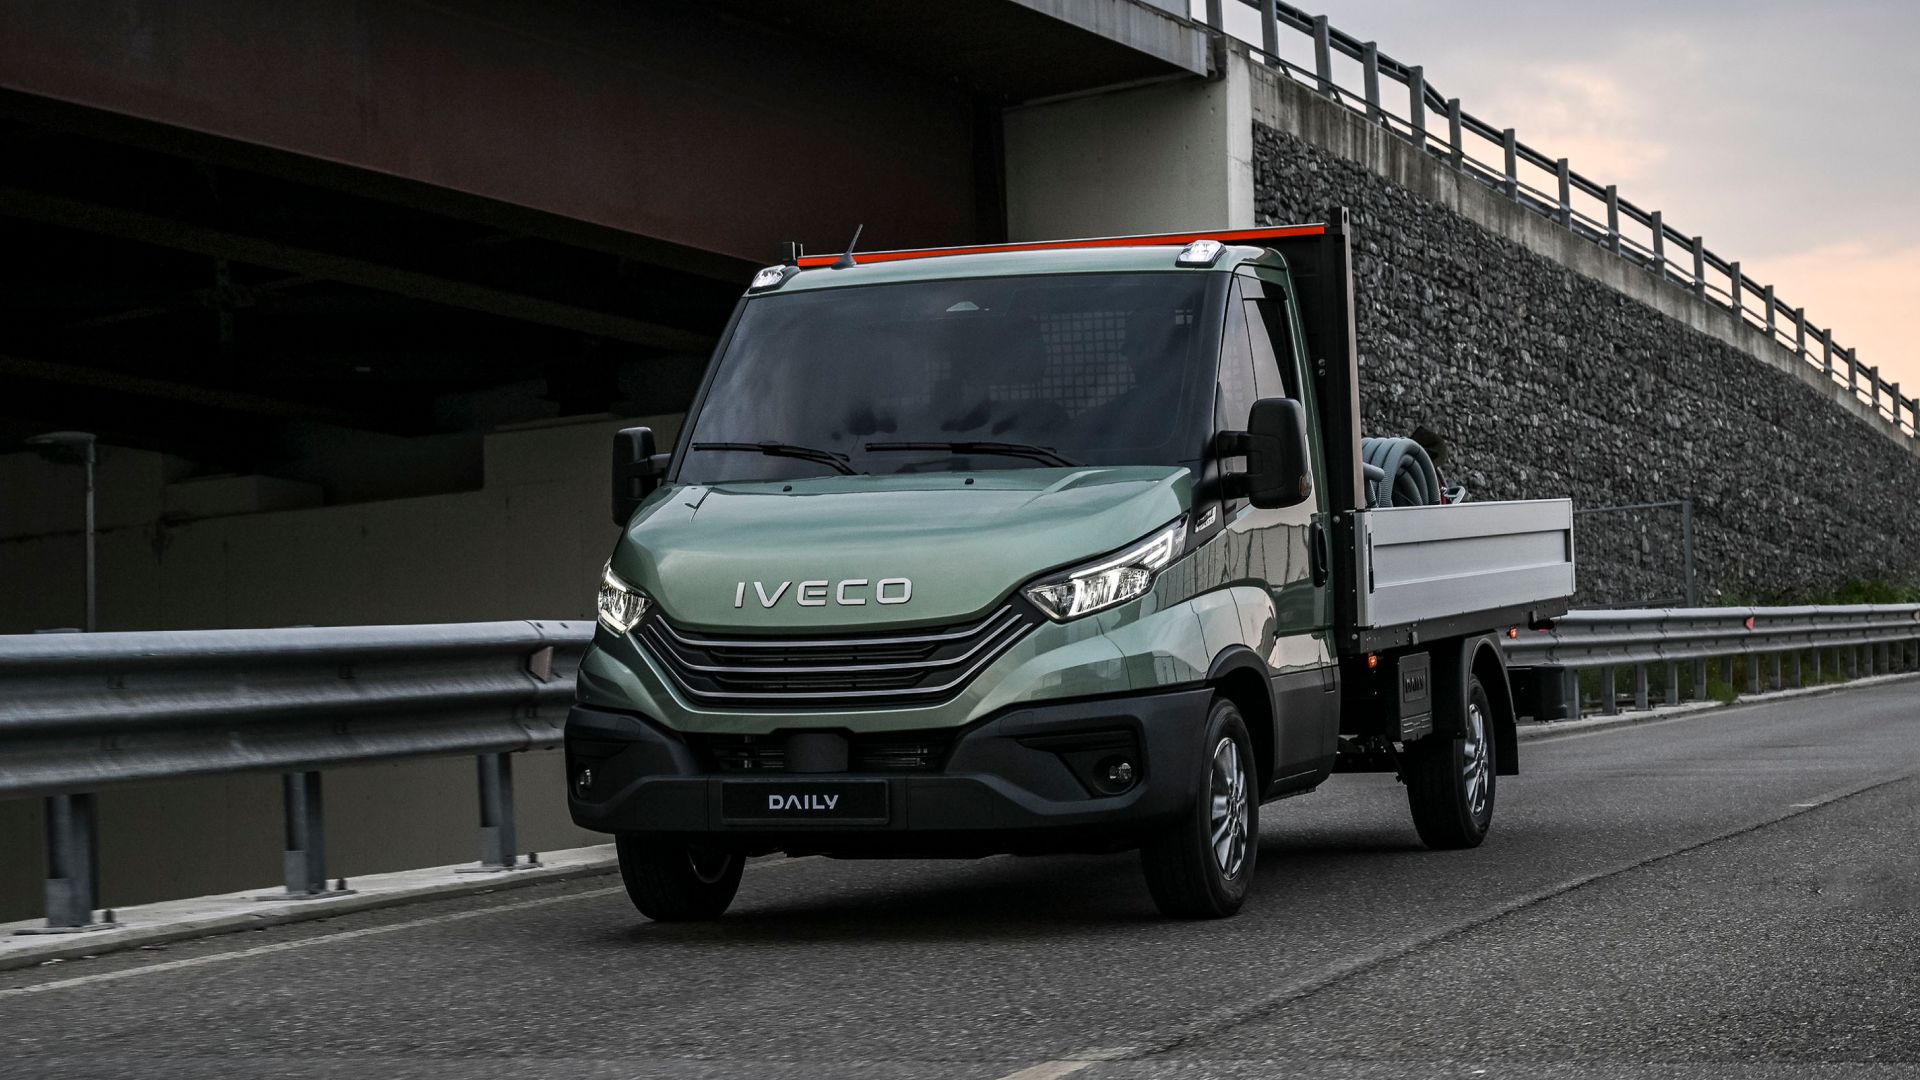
[638,602,1035,709]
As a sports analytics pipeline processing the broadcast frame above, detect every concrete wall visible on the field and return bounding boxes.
[0,413,679,920]
[1245,55,1920,604]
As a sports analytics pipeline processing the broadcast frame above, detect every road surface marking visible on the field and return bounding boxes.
[993,1047,1132,1080]
[1,855,820,999]
[998,769,1915,1075]
[0,886,624,999]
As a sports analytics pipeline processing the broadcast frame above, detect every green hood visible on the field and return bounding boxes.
[612,466,1193,631]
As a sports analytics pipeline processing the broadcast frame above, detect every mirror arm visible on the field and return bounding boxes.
[1214,430,1252,457]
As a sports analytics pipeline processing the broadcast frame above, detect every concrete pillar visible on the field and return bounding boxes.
[1004,57,1252,239]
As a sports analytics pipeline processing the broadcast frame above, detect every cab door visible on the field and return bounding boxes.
[1231,268,1338,783]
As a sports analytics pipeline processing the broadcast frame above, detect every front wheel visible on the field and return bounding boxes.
[1140,697,1258,919]
[1405,674,1496,849]
[616,834,744,921]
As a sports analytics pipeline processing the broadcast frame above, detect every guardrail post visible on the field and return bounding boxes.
[463,752,539,873]
[1822,328,1835,378]
[1605,187,1620,253]
[1848,646,1860,679]
[1790,650,1803,688]
[1727,261,1741,325]
[1649,210,1664,276]
[1794,308,1807,360]
[13,793,114,935]
[1764,284,1776,338]
[1721,655,1734,687]
[1259,0,1279,64]
[1769,652,1782,691]
[1312,16,1333,95]
[1362,42,1381,121]
[1690,235,1704,297]
[1409,66,1426,144]
[1446,99,1462,167]
[1563,671,1581,720]
[1870,366,1881,415]
[1664,662,1680,706]
[1693,659,1707,701]
[1555,159,1570,226]
[260,771,350,901]
[1812,647,1823,683]
[1846,348,1859,394]
[1634,664,1649,710]
[1501,129,1517,197]
[1745,656,1761,695]
[1599,665,1617,714]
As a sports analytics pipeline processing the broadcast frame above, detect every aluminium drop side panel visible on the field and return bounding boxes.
[1352,499,1575,630]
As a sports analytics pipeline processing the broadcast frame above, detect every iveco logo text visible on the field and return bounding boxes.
[769,793,839,811]
[733,578,912,608]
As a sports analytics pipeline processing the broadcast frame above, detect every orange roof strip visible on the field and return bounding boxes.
[791,224,1326,268]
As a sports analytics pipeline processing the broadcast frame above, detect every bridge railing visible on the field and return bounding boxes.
[1207,0,1917,442]
[1,620,590,933]
[6,609,1919,932]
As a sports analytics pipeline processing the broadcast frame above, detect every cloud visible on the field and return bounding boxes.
[1749,241,1920,391]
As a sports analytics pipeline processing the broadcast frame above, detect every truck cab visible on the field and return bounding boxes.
[567,215,1574,920]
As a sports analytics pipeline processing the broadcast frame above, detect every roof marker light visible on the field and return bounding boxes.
[749,265,791,291]
[1176,239,1225,267]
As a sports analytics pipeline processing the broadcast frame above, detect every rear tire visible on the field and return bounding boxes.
[1406,674,1497,849]
[1141,697,1258,919]
[616,834,744,921]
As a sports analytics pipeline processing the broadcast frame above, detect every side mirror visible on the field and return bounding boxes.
[1219,398,1312,509]
[612,427,670,526]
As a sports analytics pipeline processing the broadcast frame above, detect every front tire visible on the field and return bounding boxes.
[1405,674,1497,849]
[616,834,744,921]
[1141,697,1258,919]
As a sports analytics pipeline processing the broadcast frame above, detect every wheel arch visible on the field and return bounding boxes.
[1466,635,1518,776]
[1207,646,1276,794]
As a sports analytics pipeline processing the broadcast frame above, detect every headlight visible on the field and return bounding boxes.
[597,563,652,634]
[1024,518,1188,621]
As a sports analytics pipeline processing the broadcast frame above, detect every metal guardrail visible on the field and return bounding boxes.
[1,620,591,932]
[1202,1,1917,442]
[5,608,1915,931]
[1504,605,1920,716]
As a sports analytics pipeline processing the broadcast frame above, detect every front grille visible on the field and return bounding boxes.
[636,602,1037,709]
[689,731,956,773]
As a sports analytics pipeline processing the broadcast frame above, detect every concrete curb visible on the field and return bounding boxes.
[1517,670,1920,741]
[0,845,619,973]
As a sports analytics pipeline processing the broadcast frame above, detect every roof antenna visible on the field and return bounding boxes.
[831,223,864,270]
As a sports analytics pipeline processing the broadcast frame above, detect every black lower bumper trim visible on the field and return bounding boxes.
[565,687,1215,855]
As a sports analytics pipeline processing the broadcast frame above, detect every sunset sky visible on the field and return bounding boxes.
[1210,0,1920,392]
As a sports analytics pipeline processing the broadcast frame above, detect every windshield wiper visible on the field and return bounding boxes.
[690,441,858,475]
[864,441,1080,468]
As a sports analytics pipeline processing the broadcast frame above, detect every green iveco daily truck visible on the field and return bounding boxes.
[567,212,1575,920]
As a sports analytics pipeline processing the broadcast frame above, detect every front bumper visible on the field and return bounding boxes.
[564,686,1213,855]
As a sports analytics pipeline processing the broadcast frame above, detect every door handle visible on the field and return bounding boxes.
[1309,521,1330,587]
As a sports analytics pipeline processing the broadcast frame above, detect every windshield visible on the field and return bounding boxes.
[675,272,1220,483]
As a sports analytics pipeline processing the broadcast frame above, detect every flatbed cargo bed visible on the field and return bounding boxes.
[1351,498,1575,647]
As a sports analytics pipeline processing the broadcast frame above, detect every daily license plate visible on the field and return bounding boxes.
[719,780,890,826]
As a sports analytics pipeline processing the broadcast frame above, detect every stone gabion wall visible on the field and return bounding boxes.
[1254,123,1920,606]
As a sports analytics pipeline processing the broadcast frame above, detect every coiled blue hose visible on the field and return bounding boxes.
[1360,436,1443,507]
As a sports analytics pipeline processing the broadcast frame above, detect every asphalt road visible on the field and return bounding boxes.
[5,682,1919,1079]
